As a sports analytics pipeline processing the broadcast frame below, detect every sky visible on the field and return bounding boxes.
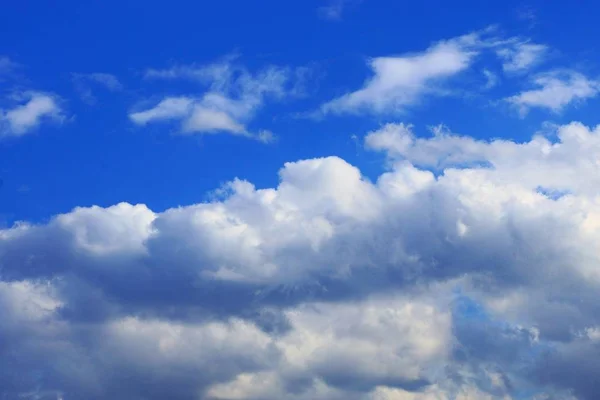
[2,0,600,399]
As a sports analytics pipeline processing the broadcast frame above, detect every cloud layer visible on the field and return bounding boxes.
[2,120,600,398]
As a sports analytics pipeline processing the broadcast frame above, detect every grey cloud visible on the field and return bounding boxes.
[3,122,600,398]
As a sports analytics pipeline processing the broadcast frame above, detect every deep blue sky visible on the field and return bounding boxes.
[2,0,600,224]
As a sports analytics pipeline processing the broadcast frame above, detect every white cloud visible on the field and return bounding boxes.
[506,71,599,115]
[5,121,600,397]
[365,122,600,196]
[497,42,547,72]
[320,30,496,115]
[318,31,561,117]
[0,92,64,137]
[132,59,292,142]
[144,58,235,84]
[129,97,193,125]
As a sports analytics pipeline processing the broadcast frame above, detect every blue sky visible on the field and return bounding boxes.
[2,1,600,399]
[3,0,600,224]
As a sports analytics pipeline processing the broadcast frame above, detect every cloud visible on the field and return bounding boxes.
[0,56,18,77]
[497,42,547,72]
[506,71,599,115]
[129,97,193,125]
[0,92,64,137]
[320,29,500,115]
[144,58,235,83]
[132,59,294,142]
[516,6,538,29]
[72,72,123,104]
[318,30,559,117]
[483,69,498,89]
[4,121,600,397]
[86,73,122,91]
[317,0,359,20]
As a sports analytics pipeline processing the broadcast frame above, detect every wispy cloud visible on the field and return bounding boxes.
[72,72,123,104]
[0,56,18,77]
[317,28,568,117]
[0,92,64,137]
[483,68,498,89]
[497,41,548,73]
[318,0,359,20]
[507,70,599,115]
[516,5,538,28]
[320,30,494,115]
[132,59,297,142]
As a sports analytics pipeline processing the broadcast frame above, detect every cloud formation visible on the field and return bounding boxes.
[2,121,600,398]
[319,29,553,116]
[0,92,64,137]
[131,59,293,143]
[506,70,599,115]
[497,42,547,73]
[320,32,483,115]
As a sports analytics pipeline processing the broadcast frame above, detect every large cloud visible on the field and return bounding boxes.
[2,122,600,398]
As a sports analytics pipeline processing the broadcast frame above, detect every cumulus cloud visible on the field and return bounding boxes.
[133,59,295,142]
[497,42,547,73]
[506,71,599,115]
[0,92,64,137]
[3,121,600,398]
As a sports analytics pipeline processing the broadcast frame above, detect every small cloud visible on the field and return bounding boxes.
[483,69,498,89]
[17,184,31,193]
[318,0,347,20]
[0,92,65,137]
[256,129,277,144]
[85,73,123,91]
[72,72,123,104]
[320,30,491,115]
[516,5,538,28]
[132,59,295,143]
[497,42,548,73]
[130,97,193,126]
[144,55,238,83]
[506,70,599,116]
[0,56,18,77]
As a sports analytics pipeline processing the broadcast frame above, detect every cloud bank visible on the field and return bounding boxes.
[2,121,600,398]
